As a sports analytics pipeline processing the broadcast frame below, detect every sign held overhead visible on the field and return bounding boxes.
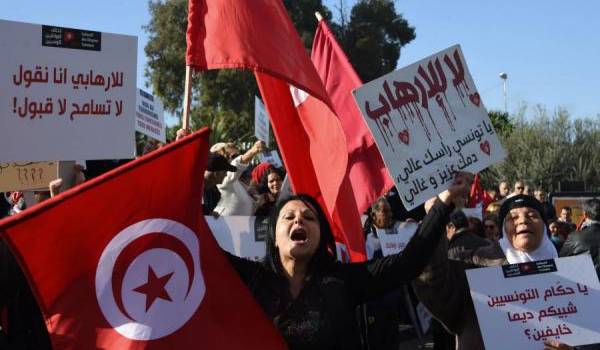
[353,45,506,210]
[0,19,136,162]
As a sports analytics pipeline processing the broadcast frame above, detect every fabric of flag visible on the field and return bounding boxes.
[186,0,366,261]
[0,128,287,350]
[311,18,394,214]
[467,172,493,211]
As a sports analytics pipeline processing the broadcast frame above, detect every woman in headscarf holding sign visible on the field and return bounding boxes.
[413,194,562,350]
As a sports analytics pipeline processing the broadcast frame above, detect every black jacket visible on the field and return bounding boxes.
[560,223,600,280]
[447,228,492,266]
[0,239,51,350]
[226,200,452,350]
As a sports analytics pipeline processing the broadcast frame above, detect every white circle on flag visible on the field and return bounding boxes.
[95,219,205,340]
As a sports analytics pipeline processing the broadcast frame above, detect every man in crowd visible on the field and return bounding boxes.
[558,206,577,233]
[560,199,600,280]
[498,181,510,200]
[446,210,491,265]
[508,180,525,198]
[534,187,557,221]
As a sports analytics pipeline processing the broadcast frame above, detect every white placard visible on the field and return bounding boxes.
[462,206,483,220]
[375,222,418,256]
[135,88,165,143]
[0,20,136,162]
[466,256,600,349]
[353,45,506,210]
[254,96,270,147]
[206,216,266,261]
[259,150,282,168]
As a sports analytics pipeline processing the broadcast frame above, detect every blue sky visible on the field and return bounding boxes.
[3,0,599,124]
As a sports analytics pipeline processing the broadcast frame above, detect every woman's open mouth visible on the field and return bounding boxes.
[291,228,308,244]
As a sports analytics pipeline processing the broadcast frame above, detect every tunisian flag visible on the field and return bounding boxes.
[466,173,493,211]
[311,18,394,214]
[0,129,286,349]
[187,0,366,261]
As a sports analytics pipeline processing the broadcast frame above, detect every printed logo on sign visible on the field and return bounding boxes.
[42,25,101,51]
[502,259,558,278]
[95,219,205,340]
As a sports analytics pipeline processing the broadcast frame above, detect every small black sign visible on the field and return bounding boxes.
[502,259,557,278]
[42,25,101,51]
[139,89,154,102]
[254,216,269,242]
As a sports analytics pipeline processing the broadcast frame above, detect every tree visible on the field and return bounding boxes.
[481,106,600,191]
[144,0,416,144]
[487,110,514,138]
[145,0,257,144]
[340,0,415,82]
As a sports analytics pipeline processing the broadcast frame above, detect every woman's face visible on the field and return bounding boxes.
[504,207,544,252]
[549,222,560,236]
[267,172,283,195]
[484,220,500,241]
[372,202,393,229]
[275,200,321,262]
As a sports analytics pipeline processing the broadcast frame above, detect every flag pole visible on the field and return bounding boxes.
[182,65,193,130]
[315,11,323,22]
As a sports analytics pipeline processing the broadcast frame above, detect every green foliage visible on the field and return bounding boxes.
[481,106,600,191]
[144,0,415,145]
[341,0,416,82]
[145,0,258,144]
[282,0,332,48]
[487,110,514,138]
[144,0,188,113]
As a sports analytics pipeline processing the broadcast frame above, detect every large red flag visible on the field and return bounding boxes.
[0,129,287,349]
[311,19,394,214]
[187,0,366,261]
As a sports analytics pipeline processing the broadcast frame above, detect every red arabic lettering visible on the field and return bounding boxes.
[443,48,470,107]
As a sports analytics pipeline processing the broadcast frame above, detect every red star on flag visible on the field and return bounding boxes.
[133,266,174,311]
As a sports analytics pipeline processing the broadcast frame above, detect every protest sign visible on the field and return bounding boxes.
[259,150,283,168]
[205,216,266,261]
[353,45,506,210]
[254,96,270,146]
[0,20,136,162]
[0,161,75,192]
[375,222,418,256]
[135,88,165,143]
[462,206,483,220]
[466,256,600,349]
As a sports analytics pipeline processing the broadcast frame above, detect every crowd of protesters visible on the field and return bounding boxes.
[1,136,600,350]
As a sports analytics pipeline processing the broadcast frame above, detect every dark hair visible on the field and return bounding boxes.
[448,209,469,230]
[467,216,485,238]
[264,194,337,276]
[483,213,500,228]
[258,167,286,195]
[583,199,600,221]
[371,197,390,212]
[561,206,572,212]
[483,213,502,238]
